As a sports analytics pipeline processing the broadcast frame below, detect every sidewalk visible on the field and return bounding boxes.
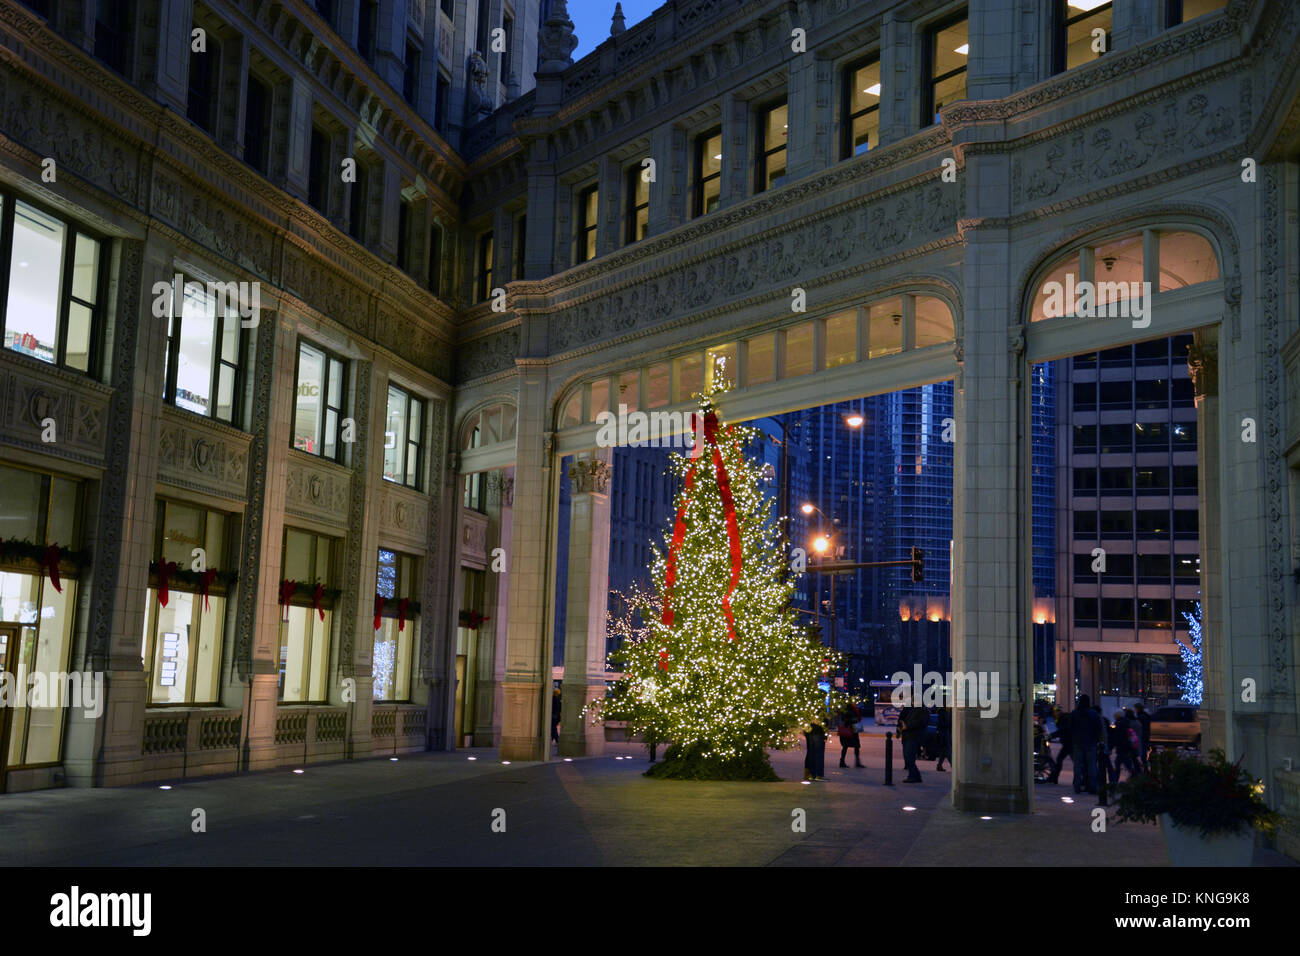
[0,737,1292,866]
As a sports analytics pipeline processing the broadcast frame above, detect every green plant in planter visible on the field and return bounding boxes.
[1113,748,1281,838]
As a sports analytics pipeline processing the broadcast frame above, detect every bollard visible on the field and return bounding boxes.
[885,732,894,786]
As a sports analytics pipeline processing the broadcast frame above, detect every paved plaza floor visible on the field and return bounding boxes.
[0,737,1293,866]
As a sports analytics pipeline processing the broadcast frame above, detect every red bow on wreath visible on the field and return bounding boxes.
[313,583,325,622]
[279,579,297,609]
[42,543,64,594]
[660,409,742,648]
[398,597,410,632]
[374,593,385,631]
[157,560,178,607]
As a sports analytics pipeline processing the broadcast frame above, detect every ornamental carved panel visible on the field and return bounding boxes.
[155,410,251,501]
[379,485,430,549]
[284,459,351,525]
[0,355,110,464]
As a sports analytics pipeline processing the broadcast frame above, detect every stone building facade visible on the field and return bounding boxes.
[3,0,1300,843]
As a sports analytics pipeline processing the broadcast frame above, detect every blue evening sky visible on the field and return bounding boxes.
[567,0,665,60]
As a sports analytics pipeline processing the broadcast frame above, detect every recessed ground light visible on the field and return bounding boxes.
[390,757,399,761]
[980,816,993,820]
[801,780,811,785]
[159,785,172,790]
[467,755,477,761]
[902,806,917,812]
[502,760,511,765]
[564,757,573,762]
[1061,796,1074,804]
[293,769,305,774]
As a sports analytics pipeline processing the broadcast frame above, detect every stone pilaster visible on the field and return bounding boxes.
[63,239,155,787]
[1189,331,1225,752]
[559,451,612,757]
[499,367,556,760]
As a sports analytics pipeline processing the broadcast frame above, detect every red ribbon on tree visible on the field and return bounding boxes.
[374,593,385,631]
[200,568,218,611]
[279,578,297,610]
[660,409,742,643]
[157,560,178,607]
[42,543,63,593]
[398,597,410,632]
[313,583,325,622]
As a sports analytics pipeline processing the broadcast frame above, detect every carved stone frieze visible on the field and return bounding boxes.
[155,412,251,500]
[284,459,351,524]
[569,458,612,494]
[0,355,110,463]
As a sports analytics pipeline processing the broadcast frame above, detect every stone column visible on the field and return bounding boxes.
[284,75,314,203]
[967,0,1015,100]
[1189,333,1225,752]
[951,128,1032,811]
[785,49,830,181]
[720,91,749,208]
[648,123,685,236]
[1111,0,1162,53]
[499,366,557,760]
[473,471,513,746]
[559,451,612,757]
[877,10,914,148]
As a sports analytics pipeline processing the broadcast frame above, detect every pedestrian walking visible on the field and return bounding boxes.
[1047,708,1073,784]
[837,702,864,768]
[1134,702,1152,771]
[935,706,952,772]
[803,722,827,781]
[898,704,928,783]
[550,688,562,751]
[1070,696,1103,793]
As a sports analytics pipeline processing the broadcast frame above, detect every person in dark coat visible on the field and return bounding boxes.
[803,723,827,780]
[1070,695,1103,793]
[550,688,562,750]
[1134,702,1152,771]
[898,705,927,782]
[935,706,952,772]
[837,702,864,768]
[1047,709,1073,784]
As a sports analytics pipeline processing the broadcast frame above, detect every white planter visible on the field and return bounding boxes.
[1159,814,1255,866]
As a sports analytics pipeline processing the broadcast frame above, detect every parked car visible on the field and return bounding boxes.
[1148,705,1201,748]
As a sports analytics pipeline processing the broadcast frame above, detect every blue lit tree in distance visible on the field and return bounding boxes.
[1178,601,1203,705]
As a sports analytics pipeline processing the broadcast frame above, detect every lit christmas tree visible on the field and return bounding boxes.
[1177,600,1203,705]
[588,382,848,779]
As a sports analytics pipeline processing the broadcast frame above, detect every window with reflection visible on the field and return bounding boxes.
[756,101,788,192]
[1032,228,1220,321]
[843,57,881,158]
[384,384,424,488]
[2,195,106,375]
[868,298,903,358]
[278,528,336,703]
[143,500,232,705]
[625,166,649,244]
[692,128,722,217]
[1053,1,1112,75]
[576,184,598,263]
[475,231,494,303]
[162,276,247,424]
[924,12,968,126]
[293,341,346,460]
[374,548,417,702]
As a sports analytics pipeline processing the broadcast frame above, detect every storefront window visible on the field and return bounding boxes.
[142,500,232,705]
[278,528,337,703]
[373,548,417,702]
[0,464,84,768]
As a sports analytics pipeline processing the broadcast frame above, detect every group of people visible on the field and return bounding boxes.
[1042,695,1152,793]
[803,702,953,783]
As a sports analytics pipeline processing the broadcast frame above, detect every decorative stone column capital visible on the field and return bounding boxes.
[569,458,612,494]
[1188,339,1219,400]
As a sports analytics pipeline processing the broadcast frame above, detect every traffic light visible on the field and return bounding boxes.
[911,546,923,583]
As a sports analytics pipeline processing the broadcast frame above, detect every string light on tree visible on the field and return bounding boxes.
[1177,600,1203,706]
[585,379,849,779]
